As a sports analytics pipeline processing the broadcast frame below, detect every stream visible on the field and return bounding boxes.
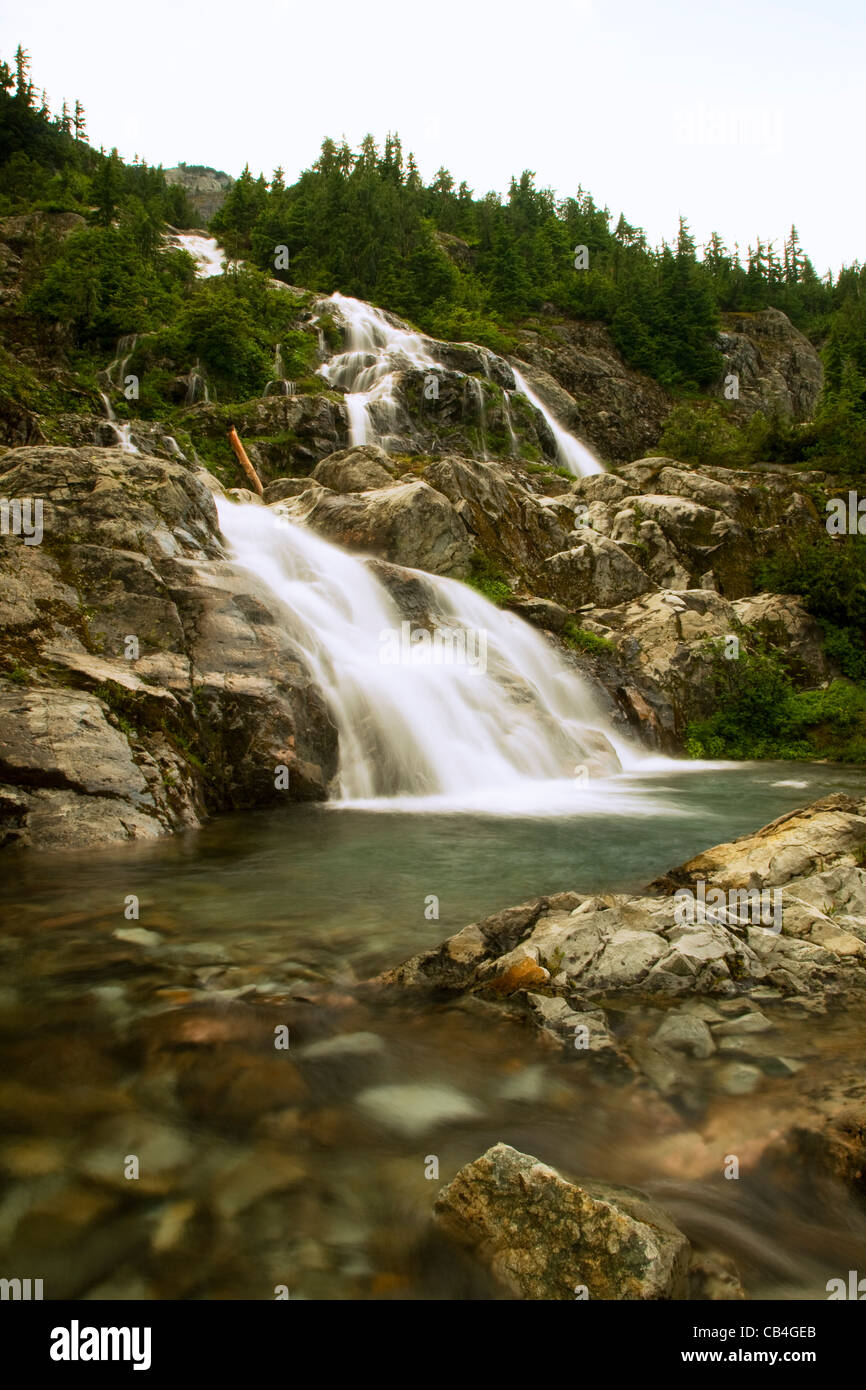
[1,761,864,1300]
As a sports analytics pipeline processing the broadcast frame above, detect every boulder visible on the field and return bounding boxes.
[310,444,397,493]
[286,477,473,577]
[433,1143,691,1299]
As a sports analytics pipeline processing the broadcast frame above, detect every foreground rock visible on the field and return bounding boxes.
[434,1143,691,1299]
[373,797,866,1096]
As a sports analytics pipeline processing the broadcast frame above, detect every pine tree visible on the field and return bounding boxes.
[73,99,87,142]
[94,148,123,225]
[405,152,421,189]
[60,100,71,134]
[14,45,32,103]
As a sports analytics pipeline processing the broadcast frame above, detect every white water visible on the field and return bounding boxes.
[511,366,603,476]
[317,292,602,475]
[216,497,662,815]
[318,293,431,448]
[170,232,226,278]
[96,383,138,453]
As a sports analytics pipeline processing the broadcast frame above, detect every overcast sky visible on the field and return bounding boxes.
[5,0,863,274]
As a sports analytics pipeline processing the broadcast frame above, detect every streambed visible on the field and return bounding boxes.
[1,762,864,1300]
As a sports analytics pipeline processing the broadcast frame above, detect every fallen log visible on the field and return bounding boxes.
[226,425,264,496]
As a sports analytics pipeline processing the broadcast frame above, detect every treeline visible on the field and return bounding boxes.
[2,46,864,465]
[211,132,865,398]
[0,47,195,232]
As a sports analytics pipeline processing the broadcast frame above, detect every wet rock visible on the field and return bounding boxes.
[285,476,473,577]
[0,446,339,850]
[113,926,163,947]
[718,1063,762,1096]
[713,1011,774,1037]
[688,1250,747,1300]
[652,1012,716,1059]
[210,1150,306,1219]
[651,795,866,895]
[310,445,397,493]
[356,1082,482,1137]
[77,1114,194,1194]
[433,1143,690,1300]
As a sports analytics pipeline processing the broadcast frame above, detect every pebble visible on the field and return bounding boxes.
[718,1062,762,1095]
[113,927,162,948]
[355,1083,482,1136]
[713,1012,774,1037]
[299,1032,386,1061]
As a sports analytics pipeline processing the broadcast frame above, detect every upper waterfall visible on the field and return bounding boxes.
[317,292,603,476]
[216,497,647,814]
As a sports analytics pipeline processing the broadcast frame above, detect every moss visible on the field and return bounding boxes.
[464,549,512,607]
[2,665,29,684]
[562,621,614,655]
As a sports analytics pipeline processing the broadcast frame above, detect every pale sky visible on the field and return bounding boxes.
[4,0,863,275]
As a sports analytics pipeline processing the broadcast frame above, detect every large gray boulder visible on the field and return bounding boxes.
[285,477,474,577]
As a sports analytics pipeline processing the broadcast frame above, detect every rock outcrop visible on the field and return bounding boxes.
[715,308,824,420]
[163,166,234,223]
[0,446,337,851]
[372,796,866,1096]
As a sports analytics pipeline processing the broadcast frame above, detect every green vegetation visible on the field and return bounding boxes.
[3,44,866,462]
[686,641,866,762]
[465,550,512,606]
[658,397,866,479]
[562,622,614,655]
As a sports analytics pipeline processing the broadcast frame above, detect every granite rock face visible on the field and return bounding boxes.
[0,446,338,850]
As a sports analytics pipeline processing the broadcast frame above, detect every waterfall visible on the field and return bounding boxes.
[264,344,296,397]
[510,366,602,476]
[186,363,209,405]
[169,232,226,279]
[163,435,187,461]
[216,497,646,814]
[95,386,138,453]
[107,334,138,391]
[502,395,519,458]
[465,377,488,460]
[316,292,602,475]
[317,292,426,449]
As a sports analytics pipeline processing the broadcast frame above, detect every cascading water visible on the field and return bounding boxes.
[316,291,602,475]
[96,381,138,454]
[510,366,603,477]
[465,377,488,459]
[185,362,209,405]
[216,497,651,814]
[318,292,431,449]
[168,231,226,279]
[264,343,296,397]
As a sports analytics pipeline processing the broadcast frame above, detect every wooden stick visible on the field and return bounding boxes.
[226,425,264,496]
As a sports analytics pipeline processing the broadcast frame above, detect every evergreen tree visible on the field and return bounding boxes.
[14,45,31,103]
